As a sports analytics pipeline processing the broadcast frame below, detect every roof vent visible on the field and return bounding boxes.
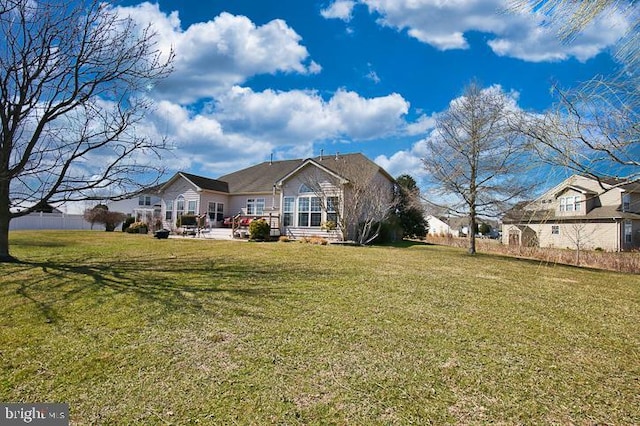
[335,151,339,160]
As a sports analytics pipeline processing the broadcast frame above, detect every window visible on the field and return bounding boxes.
[283,197,294,227]
[622,194,630,212]
[165,200,173,221]
[187,200,197,215]
[624,220,632,243]
[559,196,580,212]
[326,196,338,224]
[311,197,322,226]
[208,202,216,220]
[551,225,559,235]
[176,196,185,218]
[299,184,313,194]
[138,195,151,206]
[207,202,225,222]
[298,196,321,227]
[298,197,309,227]
[247,198,265,215]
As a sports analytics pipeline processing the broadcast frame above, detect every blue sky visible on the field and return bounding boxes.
[115,0,625,185]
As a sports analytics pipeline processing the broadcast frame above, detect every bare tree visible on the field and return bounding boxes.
[509,1,639,186]
[422,81,535,254]
[563,222,598,266]
[0,0,173,261]
[517,77,639,186]
[509,1,639,69]
[299,155,398,245]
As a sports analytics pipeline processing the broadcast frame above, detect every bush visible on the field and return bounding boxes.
[249,219,270,240]
[125,221,148,234]
[122,216,135,232]
[300,236,328,245]
[83,204,126,232]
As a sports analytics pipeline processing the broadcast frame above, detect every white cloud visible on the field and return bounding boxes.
[139,88,411,174]
[354,0,631,62]
[115,3,319,103]
[366,70,381,84]
[321,1,357,21]
[405,113,436,136]
[375,140,429,179]
[378,84,526,179]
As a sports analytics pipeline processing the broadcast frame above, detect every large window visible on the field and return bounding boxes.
[298,196,321,227]
[187,200,197,215]
[247,198,265,215]
[165,200,173,220]
[176,196,185,218]
[208,202,225,222]
[624,220,633,243]
[559,196,581,212]
[283,197,294,226]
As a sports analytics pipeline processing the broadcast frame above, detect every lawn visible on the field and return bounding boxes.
[1,231,639,425]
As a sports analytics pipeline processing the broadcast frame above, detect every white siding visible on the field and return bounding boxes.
[537,221,620,251]
[160,180,201,230]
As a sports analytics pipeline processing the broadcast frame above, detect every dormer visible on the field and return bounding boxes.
[554,185,597,216]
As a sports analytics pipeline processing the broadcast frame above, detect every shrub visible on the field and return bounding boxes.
[83,204,126,232]
[249,219,270,240]
[300,236,328,245]
[125,221,148,234]
[122,216,135,232]
[278,236,290,243]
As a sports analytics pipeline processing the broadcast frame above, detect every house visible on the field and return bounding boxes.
[502,175,640,251]
[156,153,396,241]
[426,215,461,237]
[106,185,163,226]
[427,215,499,238]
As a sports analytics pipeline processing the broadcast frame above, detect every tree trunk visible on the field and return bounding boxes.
[0,178,15,262]
[468,207,477,255]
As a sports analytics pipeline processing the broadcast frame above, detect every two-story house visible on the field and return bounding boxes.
[502,175,640,251]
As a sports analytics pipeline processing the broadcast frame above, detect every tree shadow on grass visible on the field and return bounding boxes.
[374,239,435,248]
[5,257,293,324]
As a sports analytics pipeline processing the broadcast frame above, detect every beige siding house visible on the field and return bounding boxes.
[156,153,395,241]
[502,175,640,252]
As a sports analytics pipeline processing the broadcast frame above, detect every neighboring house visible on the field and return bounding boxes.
[502,175,640,252]
[156,153,396,241]
[426,215,460,237]
[107,186,163,226]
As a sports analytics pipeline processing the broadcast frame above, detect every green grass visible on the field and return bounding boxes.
[1,231,639,425]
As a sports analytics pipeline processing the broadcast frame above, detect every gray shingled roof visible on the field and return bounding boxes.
[503,204,640,223]
[217,153,393,193]
[180,172,229,193]
[217,159,304,193]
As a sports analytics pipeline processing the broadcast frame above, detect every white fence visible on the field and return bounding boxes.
[10,212,94,230]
